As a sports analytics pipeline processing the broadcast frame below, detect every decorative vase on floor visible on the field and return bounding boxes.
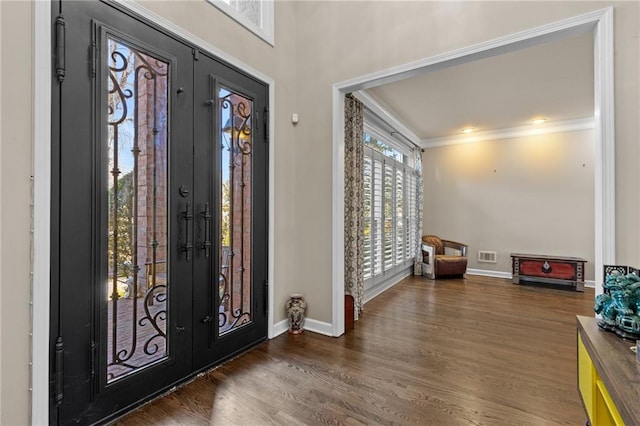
[286,293,307,334]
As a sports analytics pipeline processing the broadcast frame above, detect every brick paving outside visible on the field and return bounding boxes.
[107,289,167,381]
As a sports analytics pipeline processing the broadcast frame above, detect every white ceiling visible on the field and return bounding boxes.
[364,31,595,142]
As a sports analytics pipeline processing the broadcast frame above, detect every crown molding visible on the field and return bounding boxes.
[421,117,595,149]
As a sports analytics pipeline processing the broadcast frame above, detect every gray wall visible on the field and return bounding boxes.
[423,129,595,280]
[1,2,33,423]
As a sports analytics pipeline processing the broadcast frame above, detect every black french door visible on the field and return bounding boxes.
[50,1,268,424]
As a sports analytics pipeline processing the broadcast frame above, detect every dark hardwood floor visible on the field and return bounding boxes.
[115,275,595,425]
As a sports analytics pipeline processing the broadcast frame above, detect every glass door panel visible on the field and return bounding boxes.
[218,87,253,336]
[106,37,170,382]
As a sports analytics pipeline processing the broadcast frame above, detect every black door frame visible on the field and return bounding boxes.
[47,1,273,424]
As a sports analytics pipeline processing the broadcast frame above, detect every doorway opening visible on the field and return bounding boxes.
[331,8,615,336]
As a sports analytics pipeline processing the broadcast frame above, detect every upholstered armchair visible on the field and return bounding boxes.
[421,235,468,279]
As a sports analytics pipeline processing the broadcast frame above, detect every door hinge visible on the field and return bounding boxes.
[193,48,199,61]
[55,15,66,83]
[55,336,64,405]
[263,107,269,143]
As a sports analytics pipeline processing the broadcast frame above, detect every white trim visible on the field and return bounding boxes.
[303,318,334,337]
[585,280,596,289]
[421,117,595,149]
[33,1,277,422]
[205,0,274,46]
[354,91,421,146]
[336,10,604,92]
[267,82,275,339]
[273,317,335,338]
[273,318,334,338]
[363,268,412,304]
[32,1,51,424]
[332,8,615,337]
[331,88,345,337]
[466,269,513,280]
[272,319,289,338]
[593,7,615,297]
[0,0,3,421]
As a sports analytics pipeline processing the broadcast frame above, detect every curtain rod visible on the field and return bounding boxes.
[364,106,420,149]
[390,130,417,146]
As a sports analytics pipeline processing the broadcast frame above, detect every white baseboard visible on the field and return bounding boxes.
[466,268,512,279]
[467,268,597,290]
[304,318,334,336]
[272,319,289,338]
[270,317,334,339]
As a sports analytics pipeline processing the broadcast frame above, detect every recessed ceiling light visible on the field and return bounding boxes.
[531,117,547,125]
[461,127,475,134]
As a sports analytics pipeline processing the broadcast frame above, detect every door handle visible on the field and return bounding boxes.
[199,202,212,259]
[180,202,193,262]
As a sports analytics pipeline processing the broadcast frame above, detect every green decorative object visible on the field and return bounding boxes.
[594,270,640,339]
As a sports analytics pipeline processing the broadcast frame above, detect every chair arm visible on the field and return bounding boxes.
[421,243,436,279]
[421,243,435,263]
[442,240,468,257]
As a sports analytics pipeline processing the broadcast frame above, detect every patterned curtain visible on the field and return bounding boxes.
[344,94,365,319]
[414,147,424,273]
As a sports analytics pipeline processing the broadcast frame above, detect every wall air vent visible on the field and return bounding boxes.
[478,251,497,263]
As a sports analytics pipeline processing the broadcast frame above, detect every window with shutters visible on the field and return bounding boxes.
[362,131,418,293]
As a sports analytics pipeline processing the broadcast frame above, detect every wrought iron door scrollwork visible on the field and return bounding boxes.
[140,285,167,355]
[217,88,253,335]
[106,37,169,382]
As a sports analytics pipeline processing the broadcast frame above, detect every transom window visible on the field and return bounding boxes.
[207,0,275,45]
[364,133,404,163]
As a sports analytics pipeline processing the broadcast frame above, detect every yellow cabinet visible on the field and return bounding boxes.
[578,333,596,421]
[578,332,625,425]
